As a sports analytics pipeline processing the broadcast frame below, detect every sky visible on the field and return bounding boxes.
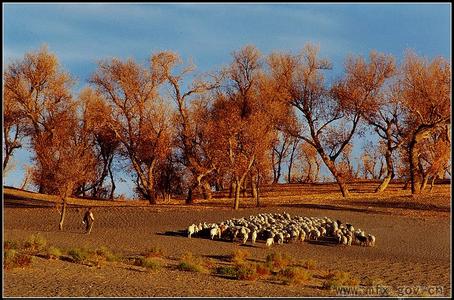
[2,3,451,197]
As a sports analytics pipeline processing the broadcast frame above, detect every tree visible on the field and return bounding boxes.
[90,57,171,203]
[273,44,359,197]
[3,88,26,174]
[417,128,450,192]
[152,51,221,203]
[31,107,97,230]
[3,46,74,193]
[271,130,291,183]
[400,51,451,194]
[206,46,278,209]
[333,51,396,192]
[78,88,120,199]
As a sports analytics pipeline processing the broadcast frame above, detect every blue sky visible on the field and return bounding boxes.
[3,3,451,197]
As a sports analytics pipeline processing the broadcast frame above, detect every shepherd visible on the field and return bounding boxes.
[82,207,95,234]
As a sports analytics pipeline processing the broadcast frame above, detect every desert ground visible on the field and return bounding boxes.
[3,182,451,297]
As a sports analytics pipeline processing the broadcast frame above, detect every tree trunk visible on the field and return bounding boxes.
[202,181,212,200]
[429,177,436,192]
[234,179,241,210]
[375,150,394,193]
[251,177,258,201]
[322,155,350,197]
[420,175,429,192]
[58,198,67,231]
[186,188,193,204]
[108,158,116,200]
[409,139,422,194]
[229,181,236,198]
[287,138,299,183]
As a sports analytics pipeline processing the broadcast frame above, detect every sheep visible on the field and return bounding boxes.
[298,231,306,242]
[355,234,368,246]
[242,232,249,244]
[251,230,257,244]
[265,237,274,247]
[188,224,197,238]
[210,226,219,240]
[367,234,376,247]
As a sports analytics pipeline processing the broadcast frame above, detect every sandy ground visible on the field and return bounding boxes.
[3,204,451,297]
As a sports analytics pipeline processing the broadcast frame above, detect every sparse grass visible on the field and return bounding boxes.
[322,270,361,289]
[96,246,118,262]
[277,266,312,285]
[4,249,33,270]
[215,263,259,281]
[135,256,163,270]
[255,263,272,277]
[177,252,209,273]
[4,240,18,251]
[300,258,317,270]
[67,247,90,263]
[24,234,47,253]
[362,275,385,286]
[229,249,250,265]
[265,251,292,272]
[142,246,164,258]
[45,246,63,259]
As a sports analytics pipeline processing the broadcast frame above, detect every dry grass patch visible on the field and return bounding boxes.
[24,234,47,253]
[177,252,210,273]
[4,249,33,270]
[322,270,360,289]
[277,266,312,285]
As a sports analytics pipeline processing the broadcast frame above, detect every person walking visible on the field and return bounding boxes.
[82,207,95,234]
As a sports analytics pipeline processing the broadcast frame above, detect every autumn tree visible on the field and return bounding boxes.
[78,88,120,199]
[31,106,97,230]
[333,51,396,191]
[3,88,26,174]
[417,128,450,192]
[271,130,291,183]
[272,44,361,197]
[294,141,321,183]
[90,57,171,203]
[206,46,279,209]
[152,51,221,203]
[399,51,451,194]
[360,141,386,179]
[3,46,74,193]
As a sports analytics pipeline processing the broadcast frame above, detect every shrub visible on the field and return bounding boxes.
[236,263,258,281]
[229,249,250,265]
[24,234,47,252]
[135,256,163,270]
[177,252,209,273]
[265,251,292,272]
[216,263,258,281]
[68,248,89,263]
[46,246,62,259]
[4,240,18,251]
[322,270,360,289]
[216,265,239,278]
[362,275,385,287]
[301,259,317,270]
[4,249,33,270]
[278,267,312,285]
[96,246,118,262]
[142,246,164,258]
[255,263,272,277]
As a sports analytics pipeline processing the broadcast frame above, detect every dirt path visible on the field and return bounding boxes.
[3,206,451,297]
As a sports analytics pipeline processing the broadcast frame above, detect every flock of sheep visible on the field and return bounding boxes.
[186,212,376,247]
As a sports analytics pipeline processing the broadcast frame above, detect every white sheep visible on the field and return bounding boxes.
[188,224,197,238]
[367,234,376,247]
[265,237,274,247]
[210,227,219,240]
[251,230,257,244]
